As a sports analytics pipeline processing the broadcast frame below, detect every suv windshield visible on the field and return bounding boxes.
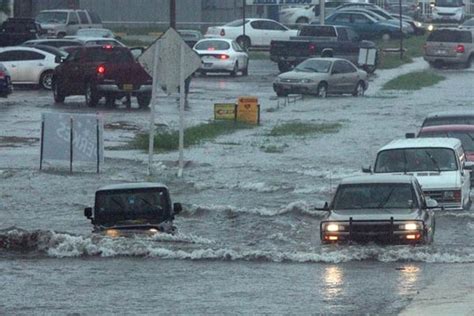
[333,183,417,209]
[375,148,458,173]
[435,0,463,7]
[427,30,472,43]
[36,12,68,24]
[85,47,133,62]
[95,188,169,224]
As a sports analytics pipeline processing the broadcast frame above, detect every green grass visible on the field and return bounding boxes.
[249,51,270,60]
[382,70,445,90]
[131,121,255,152]
[268,122,342,137]
[376,34,427,69]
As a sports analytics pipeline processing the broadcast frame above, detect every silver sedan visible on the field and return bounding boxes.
[273,57,368,98]
[193,38,249,76]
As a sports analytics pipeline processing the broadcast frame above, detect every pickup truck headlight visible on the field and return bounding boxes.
[105,229,120,237]
[325,223,345,232]
[414,21,423,28]
[403,223,419,231]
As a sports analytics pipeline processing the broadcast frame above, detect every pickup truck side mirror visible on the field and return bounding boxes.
[315,201,330,211]
[426,198,438,209]
[173,202,182,215]
[84,207,92,219]
[362,165,372,173]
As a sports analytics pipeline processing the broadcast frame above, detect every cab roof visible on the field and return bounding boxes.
[379,137,462,151]
[419,124,474,132]
[424,111,474,119]
[97,182,168,192]
[339,174,416,185]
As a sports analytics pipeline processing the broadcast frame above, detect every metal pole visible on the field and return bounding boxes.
[40,118,44,170]
[399,0,404,59]
[148,41,161,176]
[243,0,246,38]
[170,0,176,29]
[96,118,100,174]
[178,43,185,178]
[320,0,325,25]
[69,116,73,174]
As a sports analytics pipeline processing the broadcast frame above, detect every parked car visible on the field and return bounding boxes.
[325,11,410,40]
[73,28,120,39]
[421,111,474,127]
[460,17,474,30]
[25,44,68,59]
[66,36,126,47]
[205,18,298,49]
[431,0,465,23]
[84,182,182,236]
[22,38,84,49]
[0,62,13,97]
[0,18,42,47]
[273,57,368,97]
[178,29,203,48]
[35,9,102,38]
[53,45,152,108]
[279,1,348,25]
[193,38,249,76]
[270,24,378,73]
[423,28,474,68]
[384,0,421,18]
[365,137,471,211]
[0,46,58,89]
[390,13,426,35]
[318,174,437,244]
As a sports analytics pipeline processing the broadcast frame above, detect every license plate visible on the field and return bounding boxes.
[123,84,133,91]
[203,63,212,68]
[436,50,447,55]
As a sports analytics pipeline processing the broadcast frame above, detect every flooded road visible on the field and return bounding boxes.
[1,59,473,314]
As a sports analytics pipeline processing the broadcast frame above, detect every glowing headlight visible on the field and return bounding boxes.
[149,228,159,234]
[427,24,434,32]
[404,223,418,231]
[414,21,422,28]
[326,224,340,232]
[105,229,120,237]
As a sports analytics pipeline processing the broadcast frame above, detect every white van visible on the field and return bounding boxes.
[35,9,102,38]
[431,0,465,23]
[364,137,471,211]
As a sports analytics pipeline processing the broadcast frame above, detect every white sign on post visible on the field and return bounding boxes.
[41,113,104,172]
[138,28,201,177]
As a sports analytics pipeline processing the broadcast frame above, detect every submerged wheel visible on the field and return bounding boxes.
[230,62,238,77]
[40,71,54,90]
[317,82,328,98]
[352,81,365,97]
[52,79,65,103]
[85,82,99,107]
[137,94,151,108]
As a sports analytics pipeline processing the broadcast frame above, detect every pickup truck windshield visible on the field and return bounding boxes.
[95,189,168,217]
[299,26,337,37]
[374,148,458,173]
[333,183,417,210]
[36,12,68,24]
[435,0,463,7]
[295,59,331,73]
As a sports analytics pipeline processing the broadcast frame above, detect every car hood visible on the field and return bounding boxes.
[277,70,327,80]
[328,208,423,221]
[380,171,460,190]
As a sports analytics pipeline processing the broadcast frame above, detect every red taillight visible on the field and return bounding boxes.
[219,54,229,60]
[220,28,225,36]
[453,190,462,202]
[103,44,113,49]
[309,44,316,53]
[456,44,465,53]
[97,65,106,75]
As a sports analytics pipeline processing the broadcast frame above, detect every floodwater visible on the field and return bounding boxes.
[1,59,473,315]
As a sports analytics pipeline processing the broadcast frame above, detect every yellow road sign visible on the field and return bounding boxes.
[214,103,236,120]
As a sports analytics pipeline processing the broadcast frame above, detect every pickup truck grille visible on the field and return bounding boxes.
[351,223,392,233]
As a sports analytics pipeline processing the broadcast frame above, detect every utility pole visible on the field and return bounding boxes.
[399,0,403,59]
[170,0,176,29]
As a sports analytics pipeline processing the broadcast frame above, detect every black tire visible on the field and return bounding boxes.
[236,36,251,50]
[317,82,328,98]
[352,81,365,97]
[296,17,309,24]
[52,79,65,103]
[39,71,54,90]
[277,61,291,73]
[432,60,443,69]
[137,94,151,108]
[276,90,288,97]
[362,64,377,74]
[85,82,99,107]
[230,62,238,77]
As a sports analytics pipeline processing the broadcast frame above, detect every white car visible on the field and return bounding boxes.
[431,0,465,23]
[0,46,59,89]
[193,38,249,76]
[365,137,471,211]
[279,1,348,25]
[205,18,298,49]
[318,174,437,244]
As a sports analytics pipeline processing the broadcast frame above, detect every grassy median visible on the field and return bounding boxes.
[268,122,342,136]
[131,121,255,152]
[382,70,445,90]
[377,34,427,69]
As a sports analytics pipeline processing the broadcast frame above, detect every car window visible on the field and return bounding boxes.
[337,28,348,41]
[422,116,474,126]
[295,59,332,73]
[340,60,357,73]
[84,48,133,63]
[346,28,359,41]
[0,51,21,61]
[419,131,474,151]
[427,30,472,43]
[77,11,90,24]
[333,13,351,23]
[262,21,287,31]
[68,12,79,24]
[65,48,82,62]
[250,20,265,30]
[225,19,249,27]
[353,13,371,24]
[19,51,45,61]
[332,61,346,74]
[375,148,458,172]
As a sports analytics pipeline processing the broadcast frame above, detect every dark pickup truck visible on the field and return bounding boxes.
[0,18,42,47]
[53,45,152,108]
[270,25,378,73]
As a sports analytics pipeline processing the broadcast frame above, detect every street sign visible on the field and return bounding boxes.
[138,27,201,94]
[236,97,260,125]
[214,103,237,120]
